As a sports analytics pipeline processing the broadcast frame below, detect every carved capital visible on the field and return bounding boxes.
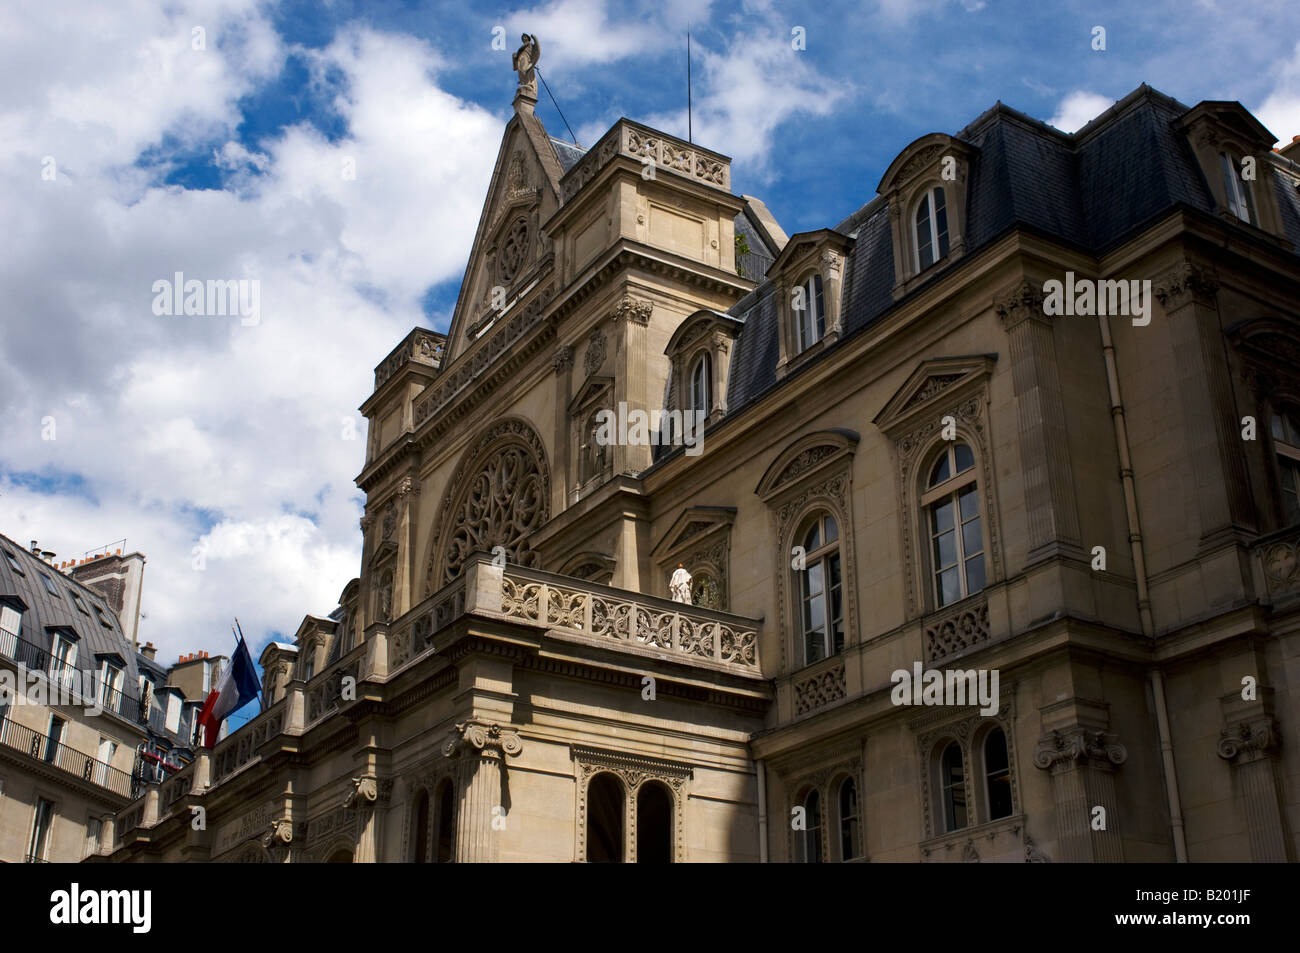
[1033,727,1127,771]
[345,774,391,807]
[396,476,420,499]
[819,248,844,279]
[553,344,574,373]
[1153,261,1219,312]
[612,294,653,325]
[1217,717,1280,764]
[994,279,1048,331]
[443,719,524,761]
[263,817,294,847]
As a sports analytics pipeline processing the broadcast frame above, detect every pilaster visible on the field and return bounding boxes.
[443,720,523,862]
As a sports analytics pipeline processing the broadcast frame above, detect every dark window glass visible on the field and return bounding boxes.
[985,729,1013,820]
[941,743,967,832]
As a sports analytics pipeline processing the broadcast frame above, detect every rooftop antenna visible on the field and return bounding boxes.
[687,27,693,144]
[535,67,579,147]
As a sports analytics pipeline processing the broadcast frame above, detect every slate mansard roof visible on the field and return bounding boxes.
[719,84,1300,416]
[0,531,147,726]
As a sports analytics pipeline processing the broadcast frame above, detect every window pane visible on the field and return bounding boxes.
[807,591,825,634]
[962,515,983,557]
[931,498,954,533]
[934,188,950,258]
[933,529,957,569]
[813,274,825,324]
[942,744,966,831]
[954,443,974,473]
[916,198,933,271]
[804,522,821,552]
[984,728,1008,773]
[939,568,961,606]
[929,454,950,487]
[824,514,838,542]
[965,554,986,594]
[958,483,979,521]
[1270,413,1285,442]
[806,562,824,597]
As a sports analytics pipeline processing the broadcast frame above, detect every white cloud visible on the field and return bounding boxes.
[1255,41,1300,145]
[1048,90,1115,133]
[0,8,504,664]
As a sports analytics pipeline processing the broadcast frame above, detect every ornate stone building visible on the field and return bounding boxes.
[101,58,1300,862]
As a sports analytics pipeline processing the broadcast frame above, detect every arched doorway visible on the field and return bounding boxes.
[636,782,672,863]
[586,772,624,862]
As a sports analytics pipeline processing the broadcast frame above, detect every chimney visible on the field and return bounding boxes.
[29,540,39,554]
[141,642,156,661]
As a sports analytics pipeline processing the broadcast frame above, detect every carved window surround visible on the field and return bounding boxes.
[873,355,1003,621]
[779,753,864,863]
[650,506,736,610]
[766,230,854,380]
[399,757,461,863]
[572,745,691,862]
[1177,102,1290,242]
[877,133,975,299]
[664,310,742,425]
[912,700,1019,843]
[558,551,617,586]
[568,374,615,498]
[1229,317,1300,531]
[756,429,860,674]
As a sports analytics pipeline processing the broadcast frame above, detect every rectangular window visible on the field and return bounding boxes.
[29,798,55,862]
[86,816,102,857]
[3,550,21,574]
[70,591,89,615]
[49,635,77,689]
[39,573,58,596]
[0,605,21,658]
[45,716,65,763]
[99,662,123,711]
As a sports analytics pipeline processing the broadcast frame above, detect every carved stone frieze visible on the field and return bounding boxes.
[993,279,1048,331]
[1217,716,1280,764]
[793,663,847,715]
[1153,261,1219,312]
[612,294,653,325]
[584,326,606,377]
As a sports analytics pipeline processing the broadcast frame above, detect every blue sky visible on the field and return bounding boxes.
[2,0,1299,709]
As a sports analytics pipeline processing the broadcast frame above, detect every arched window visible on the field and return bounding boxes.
[435,779,456,863]
[636,782,673,863]
[586,773,624,862]
[1219,152,1257,224]
[796,511,844,665]
[413,789,430,863]
[796,789,822,863]
[914,186,950,271]
[984,728,1013,821]
[836,776,861,861]
[302,643,316,681]
[923,442,984,608]
[1270,409,1300,525]
[940,742,967,832]
[795,273,825,352]
[689,352,712,416]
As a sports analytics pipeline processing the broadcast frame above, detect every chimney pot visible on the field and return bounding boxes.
[29,540,39,553]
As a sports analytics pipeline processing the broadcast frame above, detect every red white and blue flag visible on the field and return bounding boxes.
[197,634,260,748]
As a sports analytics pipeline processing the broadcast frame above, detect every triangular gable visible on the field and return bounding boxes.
[872,355,997,437]
[442,111,569,365]
[650,506,736,560]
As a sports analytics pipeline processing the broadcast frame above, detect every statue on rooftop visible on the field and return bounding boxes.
[512,34,540,98]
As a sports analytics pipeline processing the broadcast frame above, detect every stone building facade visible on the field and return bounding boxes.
[101,65,1300,862]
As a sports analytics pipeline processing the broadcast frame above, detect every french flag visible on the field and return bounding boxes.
[197,637,261,748]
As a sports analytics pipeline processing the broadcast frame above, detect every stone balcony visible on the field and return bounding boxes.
[389,555,763,679]
[560,119,732,201]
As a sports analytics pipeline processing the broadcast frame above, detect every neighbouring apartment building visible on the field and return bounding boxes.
[101,56,1300,862]
[0,533,202,861]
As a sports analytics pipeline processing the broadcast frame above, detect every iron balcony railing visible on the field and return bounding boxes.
[0,715,133,798]
[0,627,146,723]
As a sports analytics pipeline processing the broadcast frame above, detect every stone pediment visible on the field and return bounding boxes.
[872,355,997,437]
[755,430,859,502]
[651,506,736,560]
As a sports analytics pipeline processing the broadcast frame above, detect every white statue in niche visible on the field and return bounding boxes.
[669,563,692,604]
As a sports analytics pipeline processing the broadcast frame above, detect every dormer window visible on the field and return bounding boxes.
[690,352,712,414]
[1219,152,1256,224]
[914,186,950,271]
[795,273,825,352]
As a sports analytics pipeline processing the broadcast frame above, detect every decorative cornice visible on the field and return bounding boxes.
[1033,727,1127,771]
[1153,261,1219,312]
[1217,716,1280,764]
[443,719,524,761]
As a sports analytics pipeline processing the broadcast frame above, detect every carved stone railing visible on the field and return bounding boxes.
[499,565,759,672]
[793,663,846,715]
[374,327,444,389]
[210,697,287,783]
[387,557,762,676]
[560,119,731,201]
[1255,525,1300,600]
[923,594,991,663]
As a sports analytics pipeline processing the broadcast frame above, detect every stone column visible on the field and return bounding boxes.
[613,294,653,473]
[1218,716,1289,862]
[1033,727,1128,862]
[821,249,845,346]
[443,719,523,863]
[395,476,420,619]
[554,345,574,510]
[995,280,1083,561]
[1154,261,1255,545]
[346,774,392,863]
